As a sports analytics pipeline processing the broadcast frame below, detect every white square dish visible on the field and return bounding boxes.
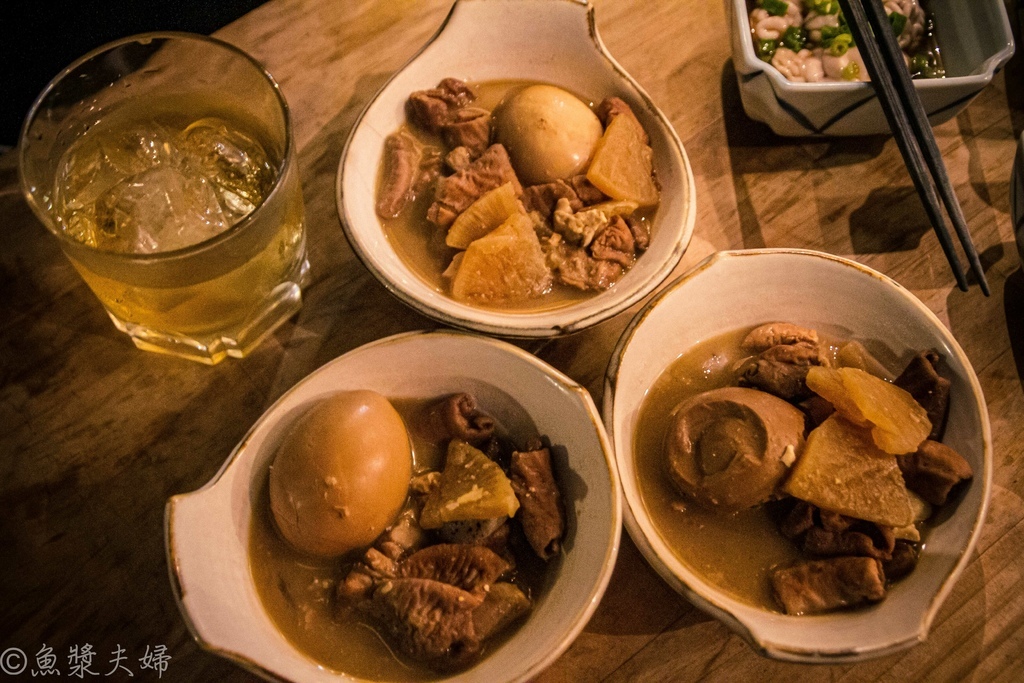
[727,0,1015,136]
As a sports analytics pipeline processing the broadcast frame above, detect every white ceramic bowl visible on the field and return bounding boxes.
[727,0,1015,136]
[166,330,621,682]
[337,0,695,338]
[604,249,992,662]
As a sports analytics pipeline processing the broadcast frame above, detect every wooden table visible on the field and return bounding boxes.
[2,1,1022,680]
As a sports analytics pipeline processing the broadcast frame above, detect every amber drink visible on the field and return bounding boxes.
[20,33,308,364]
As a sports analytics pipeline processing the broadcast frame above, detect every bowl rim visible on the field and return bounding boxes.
[728,0,1016,93]
[603,247,993,662]
[335,0,696,339]
[166,328,623,682]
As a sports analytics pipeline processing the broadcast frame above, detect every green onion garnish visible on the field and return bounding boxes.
[809,0,840,15]
[756,38,779,62]
[890,11,907,36]
[761,0,789,17]
[828,33,853,57]
[782,26,807,52]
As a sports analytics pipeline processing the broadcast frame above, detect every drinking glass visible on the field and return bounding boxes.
[20,32,309,365]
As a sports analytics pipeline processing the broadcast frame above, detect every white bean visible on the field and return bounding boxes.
[822,46,869,81]
[751,0,931,81]
[754,15,793,41]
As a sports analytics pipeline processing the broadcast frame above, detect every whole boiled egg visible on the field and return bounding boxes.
[494,84,603,185]
[269,390,412,557]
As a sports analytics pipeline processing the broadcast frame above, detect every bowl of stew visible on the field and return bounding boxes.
[337,0,695,337]
[729,0,1015,136]
[604,248,991,661]
[167,329,621,681]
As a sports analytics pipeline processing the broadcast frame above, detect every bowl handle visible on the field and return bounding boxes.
[434,0,597,59]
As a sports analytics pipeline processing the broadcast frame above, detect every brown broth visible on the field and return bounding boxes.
[634,328,805,612]
[633,325,942,613]
[249,396,551,680]
[379,79,655,312]
[250,480,433,681]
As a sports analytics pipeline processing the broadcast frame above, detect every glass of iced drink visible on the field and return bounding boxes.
[19,32,309,364]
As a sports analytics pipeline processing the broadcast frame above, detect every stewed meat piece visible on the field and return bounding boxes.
[407,77,476,132]
[736,322,826,401]
[770,556,887,615]
[522,175,608,217]
[376,508,429,562]
[510,440,566,560]
[895,350,951,440]
[738,341,825,401]
[427,144,522,228]
[781,501,896,561]
[399,543,510,596]
[445,145,473,173]
[741,322,820,352]
[370,577,482,663]
[415,392,496,445]
[897,439,973,506]
[471,582,532,641]
[402,77,496,218]
[590,216,636,267]
[625,214,650,251]
[883,540,920,581]
[377,131,424,218]
[552,244,625,291]
[340,541,528,670]
[441,107,492,158]
[522,178,585,216]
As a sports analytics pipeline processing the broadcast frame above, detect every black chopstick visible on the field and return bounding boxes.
[856,0,990,295]
[837,0,990,295]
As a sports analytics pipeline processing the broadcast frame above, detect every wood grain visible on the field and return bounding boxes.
[1,0,1022,681]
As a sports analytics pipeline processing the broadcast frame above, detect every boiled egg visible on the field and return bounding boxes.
[494,84,603,185]
[269,390,412,557]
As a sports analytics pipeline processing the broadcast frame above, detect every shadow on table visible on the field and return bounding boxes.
[719,59,888,251]
[265,70,442,396]
[847,186,934,254]
[1002,267,1024,390]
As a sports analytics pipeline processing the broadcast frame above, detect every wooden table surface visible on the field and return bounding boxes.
[2,0,1023,680]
